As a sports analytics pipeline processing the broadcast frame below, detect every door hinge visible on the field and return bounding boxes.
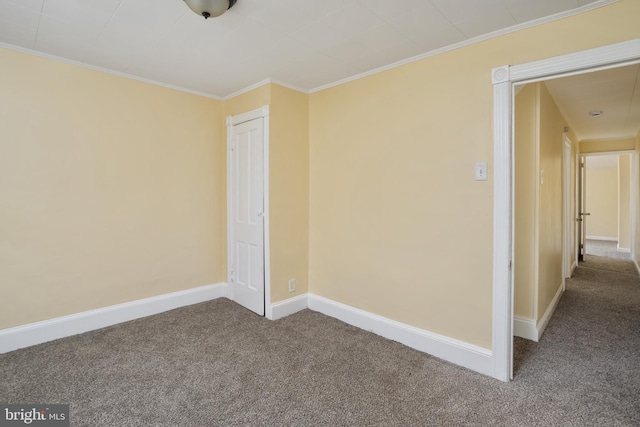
[509,260,512,270]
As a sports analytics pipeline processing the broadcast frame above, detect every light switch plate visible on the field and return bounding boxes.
[475,162,488,181]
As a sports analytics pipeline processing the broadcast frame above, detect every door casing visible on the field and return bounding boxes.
[492,38,640,382]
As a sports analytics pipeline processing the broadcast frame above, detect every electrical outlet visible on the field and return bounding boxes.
[288,279,296,293]
[475,162,488,181]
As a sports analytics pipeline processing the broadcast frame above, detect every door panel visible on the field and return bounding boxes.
[230,118,265,315]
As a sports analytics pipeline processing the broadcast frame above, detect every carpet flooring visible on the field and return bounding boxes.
[585,239,631,261]
[2,253,639,426]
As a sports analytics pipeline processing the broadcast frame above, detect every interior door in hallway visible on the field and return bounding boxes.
[230,117,265,316]
[578,155,590,261]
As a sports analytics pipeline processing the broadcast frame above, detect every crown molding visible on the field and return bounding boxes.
[222,78,309,101]
[0,41,224,101]
[309,0,621,94]
[0,0,621,100]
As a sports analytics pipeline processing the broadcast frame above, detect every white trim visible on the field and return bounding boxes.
[586,235,618,241]
[222,79,309,101]
[269,79,309,95]
[536,284,564,341]
[0,2,620,100]
[493,37,640,382]
[514,283,564,343]
[571,260,577,276]
[0,42,223,100]
[262,107,272,320]
[635,259,640,275]
[226,106,271,318]
[226,117,234,304]
[492,69,513,382]
[308,294,493,377]
[563,135,573,283]
[513,316,538,341]
[229,105,269,126]
[617,246,631,253]
[0,283,228,354]
[270,295,309,320]
[224,78,271,100]
[310,0,620,94]
[576,149,581,268]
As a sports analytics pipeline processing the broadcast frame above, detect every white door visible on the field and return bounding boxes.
[578,155,590,261]
[230,117,265,315]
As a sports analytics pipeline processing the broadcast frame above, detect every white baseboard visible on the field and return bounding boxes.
[514,316,538,341]
[585,235,617,242]
[570,260,577,276]
[307,294,493,377]
[635,258,640,275]
[0,282,229,354]
[617,245,631,253]
[270,294,308,320]
[536,283,563,341]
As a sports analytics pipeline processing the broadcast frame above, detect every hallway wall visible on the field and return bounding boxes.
[513,82,569,327]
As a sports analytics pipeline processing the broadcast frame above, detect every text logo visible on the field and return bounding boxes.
[0,405,69,427]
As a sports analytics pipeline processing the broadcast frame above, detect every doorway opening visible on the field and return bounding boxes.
[581,153,633,261]
[492,38,640,382]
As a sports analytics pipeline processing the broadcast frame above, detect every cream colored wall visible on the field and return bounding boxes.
[3,0,639,349]
[581,138,636,153]
[619,155,631,250]
[586,167,619,239]
[514,84,537,320]
[224,85,271,118]
[536,83,566,322]
[268,84,310,302]
[309,0,640,349]
[514,82,570,323]
[0,48,226,329]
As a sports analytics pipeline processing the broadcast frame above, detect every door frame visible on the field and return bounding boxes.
[575,149,581,268]
[579,154,587,261]
[491,37,640,382]
[226,105,272,318]
[582,150,635,250]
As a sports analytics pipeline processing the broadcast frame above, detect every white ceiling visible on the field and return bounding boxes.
[0,0,604,98]
[545,64,640,141]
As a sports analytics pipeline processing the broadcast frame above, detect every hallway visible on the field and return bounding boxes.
[513,240,640,424]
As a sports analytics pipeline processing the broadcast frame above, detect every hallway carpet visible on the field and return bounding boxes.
[2,256,639,425]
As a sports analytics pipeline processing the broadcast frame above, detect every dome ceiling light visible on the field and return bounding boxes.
[183,0,237,19]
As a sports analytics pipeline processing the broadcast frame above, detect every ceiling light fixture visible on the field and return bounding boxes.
[589,110,604,117]
[183,0,237,19]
